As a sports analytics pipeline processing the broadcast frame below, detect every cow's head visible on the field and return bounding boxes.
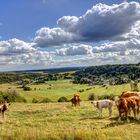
[3,103,11,111]
[91,101,97,108]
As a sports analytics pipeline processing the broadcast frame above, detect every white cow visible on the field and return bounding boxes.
[91,99,113,118]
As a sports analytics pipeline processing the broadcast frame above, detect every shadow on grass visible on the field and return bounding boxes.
[0,121,3,124]
[103,116,140,128]
[80,116,107,120]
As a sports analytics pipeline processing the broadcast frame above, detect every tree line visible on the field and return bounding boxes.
[73,64,140,85]
[0,63,140,85]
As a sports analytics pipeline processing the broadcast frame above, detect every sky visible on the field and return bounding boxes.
[0,0,140,71]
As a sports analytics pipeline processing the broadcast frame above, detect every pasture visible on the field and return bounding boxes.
[0,80,140,139]
[0,80,135,102]
[1,102,140,140]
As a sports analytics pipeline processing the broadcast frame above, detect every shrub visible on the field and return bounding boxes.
[32,98,39,103]
[40,98,52,103]
[78,89,84,92]
[23,86,32,91]
[88,93,96,101]
[0,90,26,103]
[58,96,68,102]
[98,94,115,100]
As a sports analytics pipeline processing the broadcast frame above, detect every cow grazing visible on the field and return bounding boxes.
[117,96,140,122]
[71,94,80,107]
[115,91,140,114]
[120,91,140,98]
[0,103,10,120]
[91,99,113,118]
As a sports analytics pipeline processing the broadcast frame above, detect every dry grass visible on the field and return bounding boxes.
[0,80,140,139]
[1,102,140,140]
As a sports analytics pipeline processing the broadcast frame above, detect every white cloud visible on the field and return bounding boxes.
[0,38,53,65]
[9,51,53,65]
[56,38,140,56]
[55,38,140,67]
[34,1,140,47]
[56,44,93,56]
[0,38,35,55]
[34,27,80,47]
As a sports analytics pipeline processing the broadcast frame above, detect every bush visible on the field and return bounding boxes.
[98,94,115,100]
[40,98,52,103]
[58,96,68,102]
[0,90,26,103]
[88,93,96,101]
[23,86,32,91]
[32,98,39,103]
[78,89,84,92]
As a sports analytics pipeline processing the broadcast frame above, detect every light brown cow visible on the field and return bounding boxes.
[0,103,10,120]
[71,94,80,107]
[120,91,140,98]
[117,96,140,122]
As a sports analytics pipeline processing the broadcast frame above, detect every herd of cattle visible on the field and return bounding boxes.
[71,91,140,122]
[1,91,140,122]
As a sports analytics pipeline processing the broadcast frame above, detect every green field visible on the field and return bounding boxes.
[0,80,140,140]
[0,80,136,102]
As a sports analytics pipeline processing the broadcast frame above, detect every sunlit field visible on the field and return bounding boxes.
[1,102,140,140]
[0,80,140,140]
[0,80,136,102]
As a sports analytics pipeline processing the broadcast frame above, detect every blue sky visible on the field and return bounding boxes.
[0,0,127,41]
[0,0,140,71]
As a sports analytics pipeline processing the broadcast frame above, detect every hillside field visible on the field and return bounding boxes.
[0,80,140,140]
[0,79,138,102]
[1,102,140,140]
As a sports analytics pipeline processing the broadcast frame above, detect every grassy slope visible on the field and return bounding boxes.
[1,102,140,140]
[0,80,140,139]
[0,79,137,102]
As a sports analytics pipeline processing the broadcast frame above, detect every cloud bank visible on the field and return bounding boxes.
[0,38,52,65]
[0,1,140,70]
[34,1,140,47]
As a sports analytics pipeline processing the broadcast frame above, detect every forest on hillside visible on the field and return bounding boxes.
[0,63,140,85]
[73,64,140,85]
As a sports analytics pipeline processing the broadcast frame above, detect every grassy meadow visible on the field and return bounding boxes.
[0,80,140,140]
[1,102,140,140]
[0,79,135,102]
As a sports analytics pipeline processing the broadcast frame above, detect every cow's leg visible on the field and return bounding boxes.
[125,111,130,122]
[128,108,131,116]
[99,108,102,118]
[137,105,139,114]
[133,108,137,119]
[108,107,112,118]
[78,101,80,106]
[74,102,76,107]
[72,103,74,107]
[118,111,122,122]
[134,105,139,120]
[2,111,5,120]
[136,104,139,120]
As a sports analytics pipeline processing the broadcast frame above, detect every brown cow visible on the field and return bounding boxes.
[0,103,10,120]
[120,91,139,98]
[117,96,140,122]
[71,94,80,107]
